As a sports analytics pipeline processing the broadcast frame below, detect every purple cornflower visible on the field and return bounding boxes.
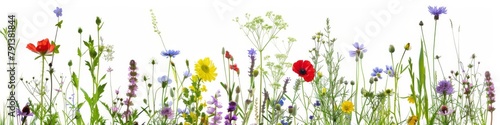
[371,67,384,79]
[349,42,367,58]
[438,105,454,116]
[160,106,174,119]
[436,80,454,95]
[485,71,495,112]
[53,7,62,17]
[384,65,394,77]
[161,50,180,58]
[17,103,33,122]
[428,6,447,20]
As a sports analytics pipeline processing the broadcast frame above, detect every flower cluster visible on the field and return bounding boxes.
[485,71,495,112]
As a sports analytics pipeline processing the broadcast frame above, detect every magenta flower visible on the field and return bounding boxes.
[438,105,454,116]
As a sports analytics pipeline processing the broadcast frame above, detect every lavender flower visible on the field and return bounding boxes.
[384,65,394,77]
[438,105,454,115]
[349,42,367,58]
[161,50,180,58]
[371,67,384,79]
[207,91,223,124]
[111,106,119,113]
[248,48,257,77]
[227,101,237,112]
[436,80,454,95]
[53,7,62,17]
[160,106,174,119]
[485,71,495,112]
[428,6,447,20]
[224,114,237,125]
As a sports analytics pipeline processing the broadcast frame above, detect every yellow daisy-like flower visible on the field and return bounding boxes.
[201,84,207,92]
[407,115,418,125]
[408,95,415,104]
[341,100,354,114]
[195,57,217,82]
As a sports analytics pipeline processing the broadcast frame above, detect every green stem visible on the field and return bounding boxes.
[258,51,263,124]
[40,56,46,125]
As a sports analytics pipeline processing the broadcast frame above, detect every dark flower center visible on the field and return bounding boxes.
[299,69,307,75]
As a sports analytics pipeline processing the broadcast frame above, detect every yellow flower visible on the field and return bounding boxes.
[321,87,327,95]
[190,112,197,120]
[191,75,199,83]
[201,101,207,107]
[189,85,195,91]
[408,95,415,104]
[317,72,323,78]
[341,100,354,114]
[201,84,207,92]
[195,57,217,82]
[407,115,418,125]
[198,95,203,101]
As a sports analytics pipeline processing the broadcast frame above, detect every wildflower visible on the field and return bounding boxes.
[341,100,354,114]
[407,115,418,125]
[26,38,56,56]
[313,100,321,107]
[158,75,172,88]
[428,6,447,20]
[111,106,119,113]
[160,106,174,119]
[17,104,33,122]
[107,67,113,72]
[436,80,454,95]
[225,51,233,60]
[229,64,240,75]
[438,105,454,115]
[292,60,316,82]
[201,85,207,92]
[104,45,115,61]
[53,7,62,17]
[248,48,257,77]
[485,71,495,112]
[349,42,367,58]
[309,115,314,120]
[408,95,416,104]
[384,65,394,77]
[278,97,285,106]
[161,50,180,58]
[281,120,289,125]
[195,57,217,82]
[321,87,326,95]
[371,67,384,79]
[183,71,192,78]
[227,101,237,112]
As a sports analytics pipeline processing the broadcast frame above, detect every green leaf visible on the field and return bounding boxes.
[99,74,107,83]
[71,72,79,88]
[97,83,107,96]
[55,20,63,28]
[81,89,93,106]
[77,47,82,57]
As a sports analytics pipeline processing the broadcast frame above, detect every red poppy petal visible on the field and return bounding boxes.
[48,43,55,53]
[26,43,38,53]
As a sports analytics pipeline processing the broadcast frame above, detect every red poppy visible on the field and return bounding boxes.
[230,64,240,75]
[293,60,315,82]
[26,38,55,56]
[225,51,233,60]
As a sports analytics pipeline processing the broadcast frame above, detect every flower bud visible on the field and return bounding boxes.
[389,45,395,53]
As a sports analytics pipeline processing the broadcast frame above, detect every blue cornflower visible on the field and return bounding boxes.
[281,120,289,125]
[53,7,62,17]
[384,65,394,77]
[278,97,285,106]
[349,42,367,57]
[183,71,192,78]
[371,67,384,79]
[248,48,257,57]
[428,6,447,20]
[161,50,180,58]
[158,75,172,88]
[436,80,454,95]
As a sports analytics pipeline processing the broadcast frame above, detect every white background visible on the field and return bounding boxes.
[1,0,499,124]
